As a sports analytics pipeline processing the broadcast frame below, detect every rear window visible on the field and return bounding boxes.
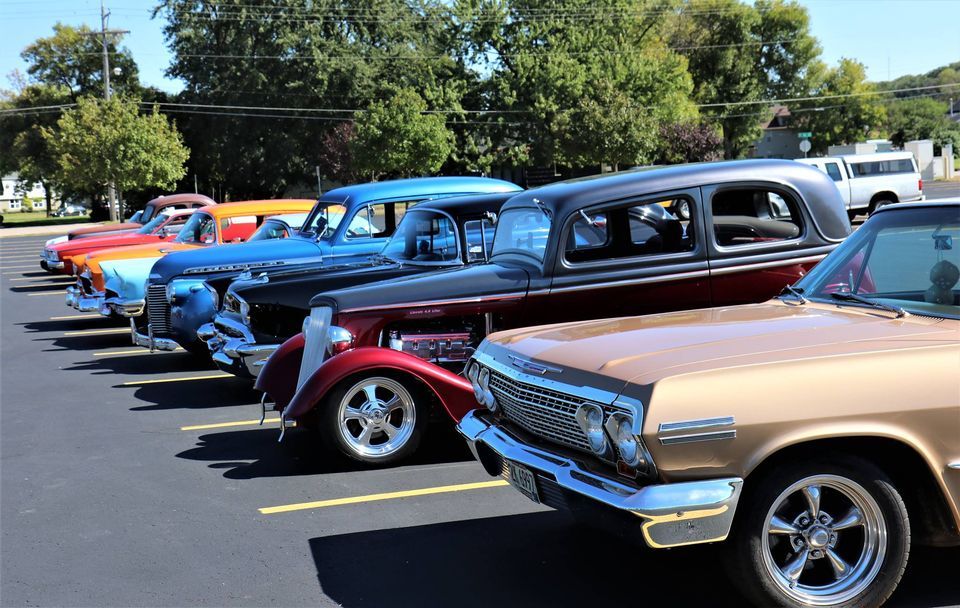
[711,188,802,247]
[847,158,915,177]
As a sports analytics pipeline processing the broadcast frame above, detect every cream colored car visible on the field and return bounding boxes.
[459,201,960,608]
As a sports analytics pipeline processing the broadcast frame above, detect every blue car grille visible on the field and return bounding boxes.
[146,284,171,336]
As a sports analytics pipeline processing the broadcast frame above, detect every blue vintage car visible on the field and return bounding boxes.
[130,176,521,354]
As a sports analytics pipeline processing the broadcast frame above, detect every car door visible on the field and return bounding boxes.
[703,181,833,305]
[329,199,419,264]
[533,188,711,325]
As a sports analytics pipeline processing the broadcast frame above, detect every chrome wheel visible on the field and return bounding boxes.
[761,474,887,606]
[336,377,416,460]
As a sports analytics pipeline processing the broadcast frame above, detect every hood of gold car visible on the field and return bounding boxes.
[486,301,957,386]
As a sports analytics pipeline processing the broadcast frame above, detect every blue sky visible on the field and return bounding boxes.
[2,0,958,94]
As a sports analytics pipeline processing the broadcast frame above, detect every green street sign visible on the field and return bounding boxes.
[798,132,813,139]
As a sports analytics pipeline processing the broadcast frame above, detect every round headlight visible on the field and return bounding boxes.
[616,417,640,466]
[466,361,479,384]
[165,283,175,303]
[576,404,608,455]
[239,300,250,322]
[477,368,498,410]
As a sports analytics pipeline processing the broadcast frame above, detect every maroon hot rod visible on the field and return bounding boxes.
[256,160,852,465]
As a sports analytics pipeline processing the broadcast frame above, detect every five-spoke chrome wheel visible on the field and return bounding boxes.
[335,376,417,460]
[761,475,887,606]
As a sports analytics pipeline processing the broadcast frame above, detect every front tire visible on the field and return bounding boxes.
[728,456,909,608]
[318,374,427,466]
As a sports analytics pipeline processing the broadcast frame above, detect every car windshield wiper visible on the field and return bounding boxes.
[778,285,807,305]
[829,292,907,318]
[370,253,398,265]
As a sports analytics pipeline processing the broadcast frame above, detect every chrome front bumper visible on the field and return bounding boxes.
[458,410,743,549]
[130,320,180,352]
[41,259,64,271]
[202,318,278,378]
[66,286,104,313]
[103,296,145,318]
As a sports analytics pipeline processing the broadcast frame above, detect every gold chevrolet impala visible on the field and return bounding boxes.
[458,201,960,608]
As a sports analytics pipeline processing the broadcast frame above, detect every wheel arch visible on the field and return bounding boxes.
[742,435,960,547]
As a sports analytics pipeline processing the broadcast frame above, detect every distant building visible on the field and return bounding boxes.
[751,106,803,159]
[1,174,55,213]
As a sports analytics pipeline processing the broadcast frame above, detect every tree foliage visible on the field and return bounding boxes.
[672,0,820,158]
[44,96,190,195]
[885,97,959,151]
[656,121,724,164]
[796,58,886,154]
[351,88,454,178]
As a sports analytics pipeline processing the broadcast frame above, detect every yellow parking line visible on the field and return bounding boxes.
[49,313,100,320]
[258,480,511,515]
[181,418,280,431]
[63,328,126,336]
[11,277,73,282]
[93,347,183,357]
[27,291,66,297]
[121,373,233,386]
[0,265,40,271]
[0,256,41,261]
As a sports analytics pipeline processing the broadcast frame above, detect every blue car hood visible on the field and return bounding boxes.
[151,237,324,283]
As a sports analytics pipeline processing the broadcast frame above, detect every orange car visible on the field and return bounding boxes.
[65,199,315,313]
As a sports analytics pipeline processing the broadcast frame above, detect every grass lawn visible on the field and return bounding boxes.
[0,213,96,228]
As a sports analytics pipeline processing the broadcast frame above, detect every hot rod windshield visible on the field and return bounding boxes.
[379,209,460,265]
[175,212,218,245]
[797,206,960,319]
[301,202,348,239]
[136,213,171,235]
[491,207,551,263]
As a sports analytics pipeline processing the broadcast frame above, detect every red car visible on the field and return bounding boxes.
[40,209,197,275]
[256,160,853,466]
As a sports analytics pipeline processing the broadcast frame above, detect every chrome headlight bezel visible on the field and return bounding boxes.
[166,278,207,305]
[576,403,611,458]
[327,325,354,355]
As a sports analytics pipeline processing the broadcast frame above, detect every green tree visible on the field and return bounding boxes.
[472,0,695,171]
[157,0,468,196]
[44,96,190,203]
[672,0,821,158]
[886,97,955,148]
[797,59,886,153]
[350,88,454,178]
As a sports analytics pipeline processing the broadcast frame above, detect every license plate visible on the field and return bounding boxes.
[507,461,540,504]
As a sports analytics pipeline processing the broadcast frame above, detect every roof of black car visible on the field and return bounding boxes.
[501,159,849,239]
[416,191,516,216]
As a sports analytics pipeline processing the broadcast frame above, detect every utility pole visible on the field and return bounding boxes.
[81,1,128,222]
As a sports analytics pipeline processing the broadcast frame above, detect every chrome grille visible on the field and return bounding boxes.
[146,284,171,335]
[488,369,629,454]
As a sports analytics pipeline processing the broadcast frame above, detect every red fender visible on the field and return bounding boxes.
[254,332,305,410]
[284,347,478,423]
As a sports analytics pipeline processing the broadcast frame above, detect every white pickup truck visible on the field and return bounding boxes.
[796,151,924,219]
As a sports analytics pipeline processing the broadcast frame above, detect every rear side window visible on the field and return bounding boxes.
[847,158,915,177]
[711,188,802,247]
[825,162,843,181]
[564,197,695,264]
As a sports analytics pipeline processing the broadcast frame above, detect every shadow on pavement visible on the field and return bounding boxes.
[65,351,212,376]
[9,283,70,293]
[307,512,960,608]
[176,421,473,479]
[127,376,259,411]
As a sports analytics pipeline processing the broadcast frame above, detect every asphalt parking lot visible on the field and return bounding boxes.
[1,233,958,607]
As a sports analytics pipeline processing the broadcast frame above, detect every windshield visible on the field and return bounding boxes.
[301,202,348,239]
[491,207,551,262]
[796,206,960,319]
[136,213,171,235]
[175,212,218,245]
[379,210,460,264]
[139,204,157,223]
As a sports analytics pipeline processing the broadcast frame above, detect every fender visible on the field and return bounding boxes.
[255,332,305,410]
[283,347,477,423]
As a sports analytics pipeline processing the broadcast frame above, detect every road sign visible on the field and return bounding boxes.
[798,132,813,139]
[799,139,811,156]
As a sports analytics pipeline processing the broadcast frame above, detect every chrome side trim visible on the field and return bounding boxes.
[708,254,827,276]
[948,462,960,470]
[339,292,525,315]
[549,270,709,295]
[659,430,737,445]
[659,416,735,433]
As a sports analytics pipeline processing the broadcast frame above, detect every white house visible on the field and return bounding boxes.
[1,174,55,213]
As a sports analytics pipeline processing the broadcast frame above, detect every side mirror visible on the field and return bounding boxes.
[158,228,168,239]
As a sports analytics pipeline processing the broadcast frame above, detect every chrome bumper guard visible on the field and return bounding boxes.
[42,260,64,271]
[458,410,743,549]
[103,297,145,318]
[203,318,278,378]
[130,320,179,352]
[66,286,104,312]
